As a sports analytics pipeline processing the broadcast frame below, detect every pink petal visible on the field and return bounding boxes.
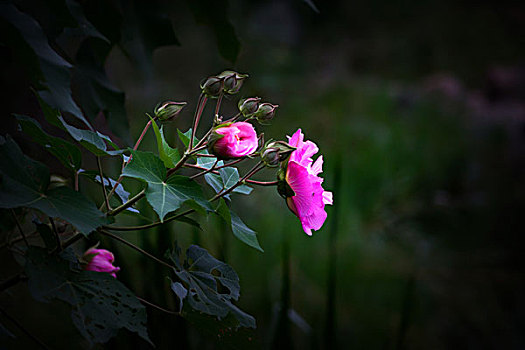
[323,191,333,205]
[310,156,323,176]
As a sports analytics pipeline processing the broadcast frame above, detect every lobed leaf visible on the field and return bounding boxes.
[168,244,256,328]
[122,150,211,220]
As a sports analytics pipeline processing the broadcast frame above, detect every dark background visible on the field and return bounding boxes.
[1,0,525,348]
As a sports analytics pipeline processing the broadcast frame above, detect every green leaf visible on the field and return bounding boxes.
[15,114,82,170]
[177,128,197,148]
[58,116,123,156]
[219,167,239,190]
[122,150,211,220]
[0,3,91,127]
[233,184,253,195]
[25,247,152,345]
[0,135,109,235]
[196,152,223,170]
[216,199,263,252]
[204,167,252,198]
[169,244,255,328]
[204,173,224,194]
[150,117,180,168]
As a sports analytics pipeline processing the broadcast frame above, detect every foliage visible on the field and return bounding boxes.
[0,1,292,347]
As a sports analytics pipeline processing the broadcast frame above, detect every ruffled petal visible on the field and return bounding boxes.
[323,191,333,205]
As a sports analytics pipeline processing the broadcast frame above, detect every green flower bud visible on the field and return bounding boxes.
[154,101,187,121]
[217,70,248,95]
[254,103,278,123]
[200,76,223,97]
[238,97,261,117]
[261,141,295,167]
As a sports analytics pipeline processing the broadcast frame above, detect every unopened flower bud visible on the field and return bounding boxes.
[201,76,223,97]
[238,97,261,117]
[154,101,187,121]
[217,70,248,95]
[208,122,258,159]
[254,103,278,123]
[82,247,120,278]
[261,141,295,167]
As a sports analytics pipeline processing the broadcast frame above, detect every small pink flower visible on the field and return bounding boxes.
[82,248,120,278]
[284,129,333,235]
[209,122,258,159]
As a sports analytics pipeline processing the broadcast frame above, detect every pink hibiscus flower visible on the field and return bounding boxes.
[284,129,333,235]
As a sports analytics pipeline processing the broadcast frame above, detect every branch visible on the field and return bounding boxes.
[98,229,175,270]
[136,296,179,315]
[107,189,146,216]
[103,209,195,231]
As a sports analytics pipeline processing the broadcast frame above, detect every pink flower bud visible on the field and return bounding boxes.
[82,248,120,278]
[208,122,258,159]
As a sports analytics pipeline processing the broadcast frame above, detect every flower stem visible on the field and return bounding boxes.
[189,94,208,152]
[98,229,175,270]
[101,117,155,210]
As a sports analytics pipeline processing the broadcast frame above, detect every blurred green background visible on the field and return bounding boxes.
[1,0,525,349]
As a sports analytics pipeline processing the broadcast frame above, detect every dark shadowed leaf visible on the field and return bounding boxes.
[0,135,109,235]
[58,116,123,156]
[170,281,188,312]
[0,3,91,127]
[168,244,255,328]
[15,114,82,170]
[25,247,151,345]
